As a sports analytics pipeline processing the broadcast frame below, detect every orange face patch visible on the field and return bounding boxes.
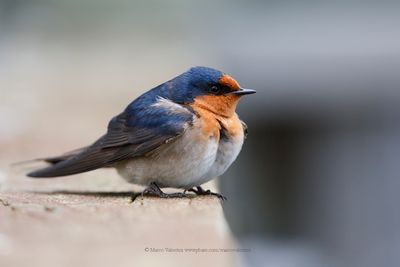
[192,94,240,118]
[218,74,240,90]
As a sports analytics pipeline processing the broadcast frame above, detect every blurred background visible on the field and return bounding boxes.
[1,0,400,267]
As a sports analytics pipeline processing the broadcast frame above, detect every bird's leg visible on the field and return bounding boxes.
[188,186,227,200]
[142,182,187,198]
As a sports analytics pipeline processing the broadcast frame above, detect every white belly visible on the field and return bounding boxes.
[202,135,244,181]
[115,126,219,188]
[115,118,245,189]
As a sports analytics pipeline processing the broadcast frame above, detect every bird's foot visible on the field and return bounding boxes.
[188,186,227,201]
[142,182,187,198]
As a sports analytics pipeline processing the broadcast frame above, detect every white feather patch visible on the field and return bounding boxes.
[151,97,191,115]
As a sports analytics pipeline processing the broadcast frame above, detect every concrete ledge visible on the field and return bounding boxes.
[0,173,236,267]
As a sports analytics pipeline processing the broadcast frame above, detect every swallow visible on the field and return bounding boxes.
[27,66,255,200]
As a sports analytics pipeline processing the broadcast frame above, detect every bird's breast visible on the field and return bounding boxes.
[192,105,222,141]
[116,114,220,188]
[204,114,245,179]
[116,106,245,188]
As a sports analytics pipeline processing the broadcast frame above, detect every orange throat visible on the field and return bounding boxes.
[192,94,241,118]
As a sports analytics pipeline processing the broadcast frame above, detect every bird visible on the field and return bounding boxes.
[27,66,255,200]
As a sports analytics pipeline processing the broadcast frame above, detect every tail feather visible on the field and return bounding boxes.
[26,143,123,178]
[26,146,110,178]
[40,147,87,165]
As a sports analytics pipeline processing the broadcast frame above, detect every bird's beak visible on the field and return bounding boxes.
[229,88,256,96]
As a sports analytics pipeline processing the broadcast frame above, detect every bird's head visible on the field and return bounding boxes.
[171,66,255,117]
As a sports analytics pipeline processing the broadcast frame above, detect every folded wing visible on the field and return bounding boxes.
[28,101,194,177]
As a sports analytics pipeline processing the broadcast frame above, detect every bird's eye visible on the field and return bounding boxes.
[210,85,220,94]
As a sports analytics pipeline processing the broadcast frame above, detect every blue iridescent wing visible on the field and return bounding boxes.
[28,102,194,177]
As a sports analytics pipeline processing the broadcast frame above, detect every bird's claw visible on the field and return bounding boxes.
[141,182,188,199]
[188,186,227,201]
